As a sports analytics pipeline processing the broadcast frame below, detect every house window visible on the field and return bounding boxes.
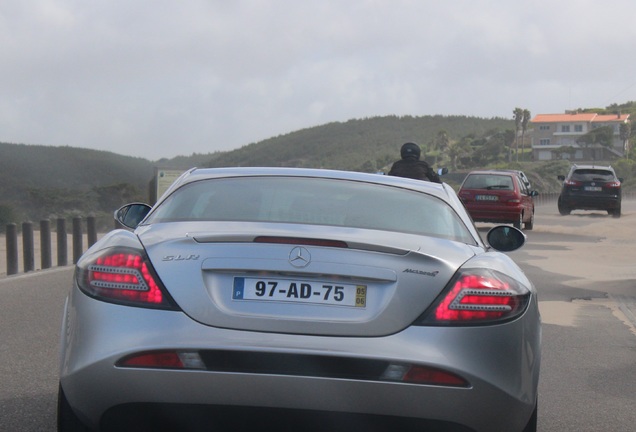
[540,139,550,145]
[561,125,570,132]
[574,125,583,132]
[539,125,550,131]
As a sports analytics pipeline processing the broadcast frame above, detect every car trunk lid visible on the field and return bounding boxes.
[139,222,477,337]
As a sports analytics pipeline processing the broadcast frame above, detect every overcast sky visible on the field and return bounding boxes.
[3,0,636,160]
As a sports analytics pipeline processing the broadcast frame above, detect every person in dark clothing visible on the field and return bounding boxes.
[388,142,441,183]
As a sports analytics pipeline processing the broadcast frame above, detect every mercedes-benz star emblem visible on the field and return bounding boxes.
[289,246,311,268]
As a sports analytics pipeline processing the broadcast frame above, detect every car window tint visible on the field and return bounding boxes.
[462,174,514,190]
[147,177,476,244]
[571,169,614,182]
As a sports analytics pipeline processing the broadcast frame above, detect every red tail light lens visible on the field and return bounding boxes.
[564,179,582,186]
[605,181,621,188]
[117,350,205,370]
[76,248,178,310]
[382,363,469,387]
[418,269,530,325]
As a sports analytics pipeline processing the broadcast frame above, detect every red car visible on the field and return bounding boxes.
[458,170,538,230]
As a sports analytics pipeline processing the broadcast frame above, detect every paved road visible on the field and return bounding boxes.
[511,200,636,432]
[0,268,69,431]
[1,202,635,431]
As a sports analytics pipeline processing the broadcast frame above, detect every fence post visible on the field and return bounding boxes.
[57,218,67,267]
[40,219,52,270]
[87,216,97,247]
[6,223,18,276]
[72,217,83,264]
[22,222,34,273]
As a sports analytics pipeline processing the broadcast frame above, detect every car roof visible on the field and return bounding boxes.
[570,164,614,170]
[464,170,517,176]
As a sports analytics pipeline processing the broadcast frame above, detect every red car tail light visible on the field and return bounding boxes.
[564,179,582,186]
[605,181,621,188]
[117,350,205,370]
[382,364,469,387]
[417,268,530,325]
[76,247,179,310]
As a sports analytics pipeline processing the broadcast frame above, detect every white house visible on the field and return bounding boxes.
[530,112,630,161]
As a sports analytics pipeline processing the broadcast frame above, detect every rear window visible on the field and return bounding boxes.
[146,176,475,244]
[462,174,514,191]
[570,169,615,182]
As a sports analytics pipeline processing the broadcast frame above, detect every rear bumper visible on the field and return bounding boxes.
[560,193,621,210]
[60,286,541,432]
[464,205,524,224]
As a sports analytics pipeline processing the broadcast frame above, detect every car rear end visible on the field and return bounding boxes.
[458,172,524,225]
[560,167,621,212]
[59,169,540,432]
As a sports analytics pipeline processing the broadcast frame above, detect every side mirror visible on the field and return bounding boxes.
[115,203,152,229]
[486,225,526,252]
[557,175,565,181]
[437,167,449,176]
[530,190,539,197]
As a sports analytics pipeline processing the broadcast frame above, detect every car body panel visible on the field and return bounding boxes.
[558,165,621,212]
[137,222,477,337]
[458,170,536,227]
[61,285,540,432]
[59,167,540,432]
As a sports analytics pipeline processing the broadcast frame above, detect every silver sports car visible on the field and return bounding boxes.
[58,167,540,432]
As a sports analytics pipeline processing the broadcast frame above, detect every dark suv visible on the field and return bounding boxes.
[557,165,622,218]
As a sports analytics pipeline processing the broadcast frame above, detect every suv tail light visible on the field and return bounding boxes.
[417,268,530,325]
[76,247,179,310]
[605,181,621,188]
[564,179,582,186]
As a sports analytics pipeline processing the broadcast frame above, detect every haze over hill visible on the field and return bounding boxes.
[2,109,636,229]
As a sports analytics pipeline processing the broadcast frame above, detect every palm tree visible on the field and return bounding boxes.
[447,137,473,170]
[434,130,450,165]
[521,109,531,161]
[619,121,631,157]
[513,108,523,162]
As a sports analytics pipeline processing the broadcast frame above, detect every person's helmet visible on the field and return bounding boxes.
[400,142,421,160]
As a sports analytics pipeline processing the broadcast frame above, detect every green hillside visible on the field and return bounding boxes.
[2,108,636,231]
[207,115,513,172]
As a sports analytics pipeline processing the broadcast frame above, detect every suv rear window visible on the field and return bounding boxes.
[570,169,614,182]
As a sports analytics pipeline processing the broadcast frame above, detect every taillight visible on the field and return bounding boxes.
[382,364,469,387]
[117,350,205,370]
[417,268,530,325]
[76,247,178,310]
[605,181,621,188]
[564,179,582,186]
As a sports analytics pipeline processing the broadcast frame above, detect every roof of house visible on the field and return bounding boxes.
[532,113,630,123]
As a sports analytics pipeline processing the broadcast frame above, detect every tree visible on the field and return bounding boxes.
[434,130,450,164]
[521,109,531,161]
[513,107,524,162]
[576,126,614,148]
[619,121,631,157]
[447,137,473,170]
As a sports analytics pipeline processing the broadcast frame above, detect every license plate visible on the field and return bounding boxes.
[584,186,602,192]
[233,277,367,308]
[475,195,498,201]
